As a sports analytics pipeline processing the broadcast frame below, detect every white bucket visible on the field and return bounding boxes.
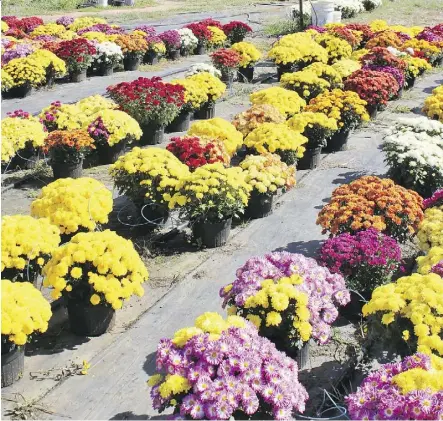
[311,1,335,26]
[97,0,108,6]
[333,10,342,23]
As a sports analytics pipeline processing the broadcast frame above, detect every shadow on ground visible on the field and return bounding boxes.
[273,240,323,258]
[143,351,158,376]
[109,412,150,420]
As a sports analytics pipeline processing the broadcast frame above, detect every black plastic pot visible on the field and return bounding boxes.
[144,51,159,65]
[339,290,371,321]
[192,218,232,248]
[221,70,235,88]
[246,192,274,219]
[70,69,87,83]
[123,56,141,71]
[367,104,378,120]
[277,63,293,81]
[2,83,32,99]
[51,159,83,179]
[324,129,350,153]
[1,344,25,388]
[168,49,180,61]
[139,122,165,145]
[180,47,190,57]
[166,110,191,133]
[98,63,114,76]
[46,65,56,88]
[395,87,404,99]
[297,147,322,170]
[432,57,443,67]
[136,203,170,236]
[9,145,39,170]
[194,102,215,120]
[96,139,127,165]
[405,76,416,90]
[67,299,115,337]
[238,65,254,83]
[292,341,310,370]
[194,43,206,55]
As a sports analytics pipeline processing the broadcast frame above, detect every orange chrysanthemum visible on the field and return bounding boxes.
[317,176,424,242]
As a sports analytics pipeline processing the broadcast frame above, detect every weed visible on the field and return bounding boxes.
[392,105,412,114]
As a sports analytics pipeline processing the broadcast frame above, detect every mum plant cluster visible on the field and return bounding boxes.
[2,14,443,420]
[1,15,252,97]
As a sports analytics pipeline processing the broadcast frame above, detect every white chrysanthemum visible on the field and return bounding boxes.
[185,63,222,78]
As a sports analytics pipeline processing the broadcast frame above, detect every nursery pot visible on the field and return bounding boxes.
[144,51,159,65]
[297,147,322,170]
[46,64,56,88]
[166,110,191,133]
[168,49,180,61]
[405,76,416,90]
[2,83,32,99]
[9,144,39,170]
[395,87,404,99]
[70,69,87,83]
[194,43,206,55]
[277,63,293,81]
[67,299,115,337]
[220,70,235,87]
[192,218,232,248]
[123,56,141,71]
[324,129,350,153]
[96,139,127,165]
[366,104,378,120]
[98,63,114,76]
[340,290,371,321]
[51,159,83,179]
[139,122,165,145]
[238,65,254,83]
[194,102,215,120]
[1,344,25,388]
[245,191,274,219]
[180,47,189,57]
[136,202,170,235]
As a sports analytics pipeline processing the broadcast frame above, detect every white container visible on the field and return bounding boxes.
[311,1,335,26]
[97,0,108,6]
[333,10,342,23]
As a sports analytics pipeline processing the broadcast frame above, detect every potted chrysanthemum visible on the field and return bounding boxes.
[43,230,148,336]
[31,177,113,242]
[2,215,60,284]
[2,280,52,387]
[159,30,181,60]
[43,130,95,179]
[220,252,350,365]
[148,313,309,420]
[107,77,185,145]
[87,109,142,165]
[177,28,198,57]
[167,78,208,133]
[287,111,338,169]
[110,148,190,234]
[93,41,123,76]
[306,89,369,152]
[186,71,226,120]
[240,153,295,219]
[231,41,262,82]
[168,163,251,247]
[210,48,242,86]
[54,38,97,82]
[1,56,46,98]
[1,111,47,170]
[244,122,308,166]
[114,34,147,71]
[222,20,253,44]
